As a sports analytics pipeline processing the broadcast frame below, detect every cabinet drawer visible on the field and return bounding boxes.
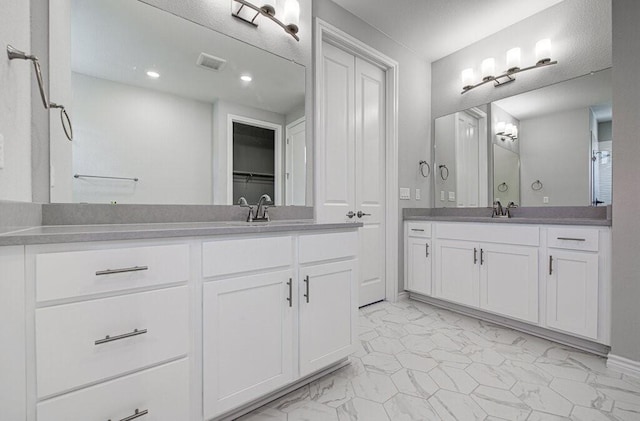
[407,222,432,238]
[36,286,188,398]
[547,228,599,252]
[202,236,292,278]
[37,359,189,421]
[35,244,189,302]
[299,231,358,264]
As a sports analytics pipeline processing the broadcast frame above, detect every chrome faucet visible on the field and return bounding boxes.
[492,200,504,218]
[492,200,517,218]
[254,194,273,222]
[238,196,256,222]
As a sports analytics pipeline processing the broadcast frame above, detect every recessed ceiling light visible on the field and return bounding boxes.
[146,70,160,79]
[240,75,252,82]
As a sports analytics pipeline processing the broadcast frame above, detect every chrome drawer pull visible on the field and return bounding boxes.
[411,228,425,232]
[109,408,149,421]
[286,278,293,307]
[303,275,310,303]
[95,328,148,345]
[96,266,149,276]
[557,237,586,242]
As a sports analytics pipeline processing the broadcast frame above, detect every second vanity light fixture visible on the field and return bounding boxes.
[495,121,518,141]
[461,39,556,94]
[232,0,300,41]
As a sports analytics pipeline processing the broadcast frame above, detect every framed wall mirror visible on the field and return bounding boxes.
[50,0,307,206]
[434,68,612,208]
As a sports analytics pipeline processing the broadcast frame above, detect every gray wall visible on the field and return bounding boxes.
[611,0,640,364]
[519,108,591,207]
[313,0,432,292]
[431,0,612,119]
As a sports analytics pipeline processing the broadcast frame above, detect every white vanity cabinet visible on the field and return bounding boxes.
[405,222,433,296]
[545,228,603,340]
[203,230,358,420]
[406,221,610,345]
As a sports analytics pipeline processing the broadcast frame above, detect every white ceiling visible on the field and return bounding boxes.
[494,68,612,121]
[330,0,565,62]
[71,0,305,115]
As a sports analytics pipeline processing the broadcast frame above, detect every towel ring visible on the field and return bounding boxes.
[531,180,543,191]
[419,160,431,178]
[438,164,449,181]
[497,182,509,192]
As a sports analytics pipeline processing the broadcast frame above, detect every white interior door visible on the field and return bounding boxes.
[455,112,480,207]
[355,58,386,306]
[285,118,306,206]
[318,41,388,307]
[316,42,355,222]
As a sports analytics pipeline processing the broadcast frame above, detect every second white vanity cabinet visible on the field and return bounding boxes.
[407,221,610,345]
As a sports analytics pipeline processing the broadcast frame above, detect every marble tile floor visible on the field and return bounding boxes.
[238,298,640,421]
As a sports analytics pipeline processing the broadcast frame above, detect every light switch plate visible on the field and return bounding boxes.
[400,188,411,200]
[415,188,421,200]
[440,190,445,201]
[0,133,4,169]
[448,191,456,202]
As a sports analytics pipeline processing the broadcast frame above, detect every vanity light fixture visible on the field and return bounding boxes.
[461,39,557,94]
[146,70,160,79]
[496,121,518,141]
[232,0,300,41]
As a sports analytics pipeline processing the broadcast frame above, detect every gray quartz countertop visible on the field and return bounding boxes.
[0,220,362,246]
[404,215,611,226]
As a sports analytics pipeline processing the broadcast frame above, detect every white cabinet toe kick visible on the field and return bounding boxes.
[404,221,611,354]
[0,227,359,421]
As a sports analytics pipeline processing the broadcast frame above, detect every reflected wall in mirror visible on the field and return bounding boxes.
[493,68,612,207]
[492,145,520,205]
[53,0,306,206]
[433,68,612,208]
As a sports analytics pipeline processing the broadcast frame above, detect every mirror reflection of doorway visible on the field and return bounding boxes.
[232,122,276,204]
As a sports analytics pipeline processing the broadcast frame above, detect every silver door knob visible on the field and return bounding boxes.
[346,211,356,218]
[357,211,371,218]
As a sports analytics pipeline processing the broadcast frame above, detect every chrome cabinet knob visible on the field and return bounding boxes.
[357,211,371,218]
[346,211,356,219]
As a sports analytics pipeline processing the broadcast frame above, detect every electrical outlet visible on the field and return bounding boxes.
[415,188,421,200]
[400,187,411,200]
[440,190,445,201]
[0,133,4,169]
[543,196,550,204]
[448,191,456,202]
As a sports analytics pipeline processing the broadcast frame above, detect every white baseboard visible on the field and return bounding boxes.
[607,354,640,379]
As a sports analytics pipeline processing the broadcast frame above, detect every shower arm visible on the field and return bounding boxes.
[7,45,73,141]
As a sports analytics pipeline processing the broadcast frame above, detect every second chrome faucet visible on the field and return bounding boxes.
[238,194,273,222]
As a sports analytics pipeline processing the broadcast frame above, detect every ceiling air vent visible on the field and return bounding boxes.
[196,53,227,72]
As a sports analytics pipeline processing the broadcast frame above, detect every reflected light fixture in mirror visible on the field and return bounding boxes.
[496,121,518,141]
[461,39,557,94]
[232,0,301,41]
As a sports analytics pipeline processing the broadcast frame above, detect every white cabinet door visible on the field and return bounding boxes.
[435,239,479,307]
[406,237,432,296]
[479,244,539,323]
[299,260,357,377]
[203,270,295,419]
[546,250,599,339]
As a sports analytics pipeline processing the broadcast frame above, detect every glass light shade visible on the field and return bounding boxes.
[283,0,300,29]
[495,121,506,134]
[512,126,518,139]
[461,68,475,88]
[505,123,514,136]
[506,47,521,71]
[481,58,496,80]
[536,39,552,64]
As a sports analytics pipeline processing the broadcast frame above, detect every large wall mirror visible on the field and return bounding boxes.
[50,0,307,206]
[434,68,612,208]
